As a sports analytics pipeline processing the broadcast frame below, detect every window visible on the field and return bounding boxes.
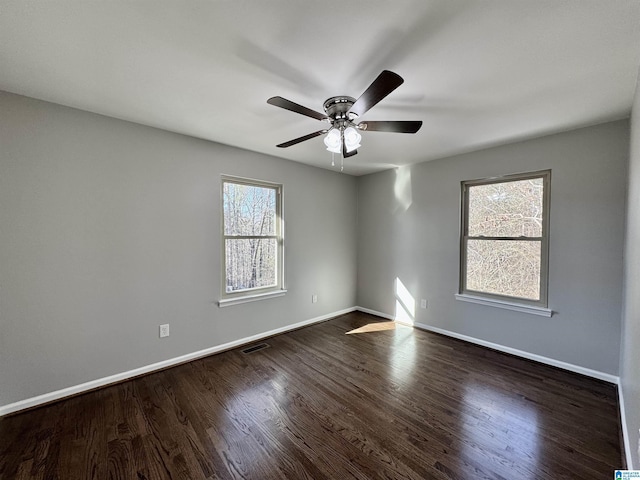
[220,176,284,306]
[459,170,550,313]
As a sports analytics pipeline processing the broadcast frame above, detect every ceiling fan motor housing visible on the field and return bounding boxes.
[323,96,358,124]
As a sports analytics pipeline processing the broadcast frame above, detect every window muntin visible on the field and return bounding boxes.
[460,171,550,307]
[222,177,283,298]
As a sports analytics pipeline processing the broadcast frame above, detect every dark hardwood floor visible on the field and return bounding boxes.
[0,312,623,479]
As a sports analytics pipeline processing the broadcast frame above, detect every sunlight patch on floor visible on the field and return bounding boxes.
[346,322,399,334]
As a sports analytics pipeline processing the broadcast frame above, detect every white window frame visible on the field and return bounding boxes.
[219,175,286,307]
[457,170,551,316]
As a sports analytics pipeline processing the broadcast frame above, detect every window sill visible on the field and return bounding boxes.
[454,293,553,317]
[218,289,287,308]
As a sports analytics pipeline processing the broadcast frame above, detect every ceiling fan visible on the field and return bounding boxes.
[267,70,422,159]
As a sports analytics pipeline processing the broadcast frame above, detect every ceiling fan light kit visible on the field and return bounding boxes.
[267,70,423,167]
[343,126,362,152]
[323,128,342,153]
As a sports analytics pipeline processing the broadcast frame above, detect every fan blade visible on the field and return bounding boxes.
[276,130,327,148]
[358,120,423,133]
[343,148,358,158]
[349,70,404,117]
[342,137,358,158]
[267,96,328,121]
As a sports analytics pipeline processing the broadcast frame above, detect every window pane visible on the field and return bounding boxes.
[225,238,277,292]
[468,178,543,237]
[466,239,541,300]
[223,182,276,236]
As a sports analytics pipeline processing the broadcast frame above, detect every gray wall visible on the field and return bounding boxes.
[357,120,628,375]
[0,86,632,419]
[0,91,357,408]
[621,73,640,468]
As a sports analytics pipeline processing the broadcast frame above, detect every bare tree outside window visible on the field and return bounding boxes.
[222,178,282,296]
[460,171,550,306]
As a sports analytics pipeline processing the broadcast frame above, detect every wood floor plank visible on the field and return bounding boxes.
[0,312,624,479]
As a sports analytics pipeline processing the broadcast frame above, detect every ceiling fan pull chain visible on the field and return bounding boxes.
[341,156,344,172]
[331,151,335,167]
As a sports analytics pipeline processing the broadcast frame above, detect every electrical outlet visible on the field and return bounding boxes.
[420,299,428,309]
[312,294,318,304]
[159,324,170,338]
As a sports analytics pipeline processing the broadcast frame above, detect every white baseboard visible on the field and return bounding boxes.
[357,306,396,321]
[0,307,356,417]
[356,306,619,384]
[619,384,634,469]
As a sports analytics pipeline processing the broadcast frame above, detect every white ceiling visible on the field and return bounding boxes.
[1,1,639,175]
